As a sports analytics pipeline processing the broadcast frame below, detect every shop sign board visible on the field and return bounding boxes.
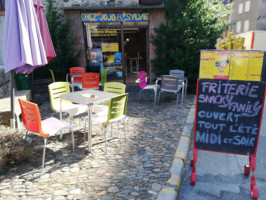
[90,30,117,37]
[81,12,149,22]
[194,79,266,156]
[199,50,266,81]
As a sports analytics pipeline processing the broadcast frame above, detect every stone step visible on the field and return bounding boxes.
[0,90,31,128]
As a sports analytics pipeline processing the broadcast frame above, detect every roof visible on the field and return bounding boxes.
[62,4,164,10]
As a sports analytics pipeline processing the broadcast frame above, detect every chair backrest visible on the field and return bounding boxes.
[138,71,148,89]
[169,69,185,78]
[49,69,55,83]
[48,82,71,112]
[70,67,85,83]
[104,82,126,95]
[161,75,179,91]
[100,68,108,86]
[82,73,99,89]
[18,99,48,137]
[103,94,128,126]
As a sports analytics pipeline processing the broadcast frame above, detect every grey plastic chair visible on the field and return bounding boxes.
[169,69,188,103]
[157,75,182,107]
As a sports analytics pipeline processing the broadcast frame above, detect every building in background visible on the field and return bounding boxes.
[59,0,165,84]
[231,0,266,34]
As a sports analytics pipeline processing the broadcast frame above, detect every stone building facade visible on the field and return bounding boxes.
[58,0,165,84]
[231,0,266,34]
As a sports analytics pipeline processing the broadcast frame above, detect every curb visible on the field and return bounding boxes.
[157,104,195,200]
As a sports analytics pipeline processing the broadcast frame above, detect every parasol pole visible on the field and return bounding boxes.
[10,70,16,129]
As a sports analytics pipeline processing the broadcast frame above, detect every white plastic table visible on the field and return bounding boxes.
[60,89,117,152]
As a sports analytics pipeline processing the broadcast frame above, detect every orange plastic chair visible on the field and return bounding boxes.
[18,99,75,172]
[66,67,85,91]
[82,73,99,90]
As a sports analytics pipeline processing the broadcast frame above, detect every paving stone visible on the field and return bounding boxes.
[0,85,195,199]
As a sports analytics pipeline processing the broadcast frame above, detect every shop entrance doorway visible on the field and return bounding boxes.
[124,28,147,85]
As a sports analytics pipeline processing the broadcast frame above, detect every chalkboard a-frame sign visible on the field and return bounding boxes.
[194,79,266,156]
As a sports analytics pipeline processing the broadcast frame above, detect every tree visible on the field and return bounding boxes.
[152,0,232,93]
[44,0,80,76]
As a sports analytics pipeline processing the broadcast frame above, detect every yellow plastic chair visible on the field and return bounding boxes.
[104,82,126,95]
[48,82,88,126]
[92,94,128,153]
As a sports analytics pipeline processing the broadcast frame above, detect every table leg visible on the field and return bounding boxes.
[88,106,93,152]
[181,82,185,105]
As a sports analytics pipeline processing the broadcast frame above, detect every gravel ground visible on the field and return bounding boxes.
[0,84,195,200]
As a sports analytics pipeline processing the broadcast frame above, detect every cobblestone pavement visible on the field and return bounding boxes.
[0,86,195,200]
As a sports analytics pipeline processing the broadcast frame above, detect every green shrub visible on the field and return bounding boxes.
[152,0,232,93]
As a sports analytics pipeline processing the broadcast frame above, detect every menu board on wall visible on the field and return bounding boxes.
[199,50,266,81]
[194,79,265,155]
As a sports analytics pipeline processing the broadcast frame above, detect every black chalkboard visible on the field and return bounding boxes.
[194,79,266,155]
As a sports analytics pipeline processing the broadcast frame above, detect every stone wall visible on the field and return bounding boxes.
[56,0,140,8]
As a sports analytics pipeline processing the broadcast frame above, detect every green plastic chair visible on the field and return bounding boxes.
[49,69,55,83]
[92,82,126,110]
[92,94,128,153]
[99,68,108,86]
[104,82,126,95]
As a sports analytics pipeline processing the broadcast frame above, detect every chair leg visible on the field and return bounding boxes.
[176,92,180,107]
[103,126,108,154]
[42,138,47,172]
[123,118,126,140]
[71,128,75,153]
[157,91,162,106]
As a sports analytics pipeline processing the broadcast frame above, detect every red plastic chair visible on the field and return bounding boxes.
[82,73,100,90]
[18,99,75,172]
[66,67,85,91]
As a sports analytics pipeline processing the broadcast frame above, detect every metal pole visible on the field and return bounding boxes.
[121,22,125,84]
[10,70,16,129]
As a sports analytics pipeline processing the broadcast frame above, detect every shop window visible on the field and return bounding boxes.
[86,22,123,79]
[245,1,250,12]
[238,3,243,14]
[236,21,241,33]
[244,20,249,32]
